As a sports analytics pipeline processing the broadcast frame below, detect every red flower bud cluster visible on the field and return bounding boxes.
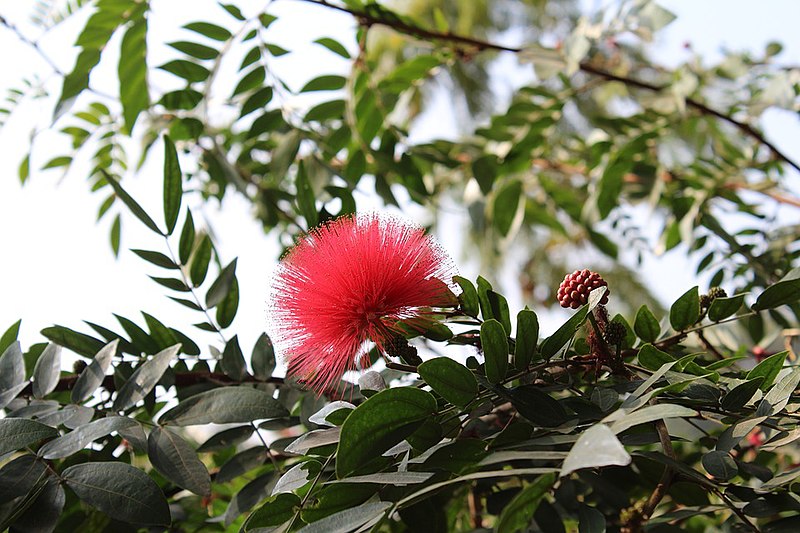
[557,269,609,309]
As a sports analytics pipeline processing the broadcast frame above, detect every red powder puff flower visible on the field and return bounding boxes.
[269,213,458,395]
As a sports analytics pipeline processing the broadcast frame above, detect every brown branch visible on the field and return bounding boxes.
[385,362,418,373]
[714,489,761,533]
[297,0,800,175]
[622,421,676,533]
[723,182,800,209]
[0,14,65,76]
[696,330,724,360]
[19,371,285,397]
[578,63,800,174]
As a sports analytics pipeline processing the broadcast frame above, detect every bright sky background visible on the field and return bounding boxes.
[0,0,798,365]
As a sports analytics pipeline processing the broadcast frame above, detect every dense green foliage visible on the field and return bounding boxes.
[2,0,800,531]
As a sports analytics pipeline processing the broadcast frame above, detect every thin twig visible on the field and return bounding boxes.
[250,422,284,474]
[18,371,285,396]
[714,488,760,533]
[295,0,800,174]
[164,238,228,345]
[386,362,419,373]
[639,421,675,520]
[696,330,724,360]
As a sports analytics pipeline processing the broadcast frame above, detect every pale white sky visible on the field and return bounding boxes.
[0,0,798,363]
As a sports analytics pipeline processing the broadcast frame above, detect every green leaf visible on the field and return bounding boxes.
[759,368,800,416]
[32,343,61,399]
[273,460,322,494]
[514,309,539,369]
[579,505,606,533]
[453,276,479,317]
[221,3,245,20]
[233,66,266,96]
[183,21,231,41]
[495,473,555,533]
[493,179,522,236]
[221,335,246,380]
[163,135,182,235]
[488,290,512,334]
[296,161,318,227]
[118,14,149,134]
[507,384,568,427]
[40,325,104,358]
[54,2,129,118]
[18,154,30,183]
[258,13,277,28]
[71,339,118,403]
[301,74,346,92]
[481,319,509,384]
[216,277,240,328]
[702,450,738,481]
[197,425,253,452]
[158,59,210,82]
[747,350,788,391]
[297,501,391,533]
[167,40,218,60]
[252,333,276,380]
[0,418,59,456]
[110,214,121,256]
[0,319,21,356]
[596,155,632,218]
[222,472,276,525]
[544,287,608,360]
[41,155,72,170]
[142,312,179,351]
[115,314,158,354]
[418,358,478,408]
[39,416,136,459]
[62,462,170,526]
[4,474,64,532]
[669,286,700,331]
[244,493,301,530]
[131,249,179,269]
[607,404,696,434]
[206,258,238,308]
[0,454,49,504]
[721,377,763,411]
[305,99,345,122]
[753,268,800,311]
[102,170,163,235]
[336,387,436,478]
[560,423,631,477]
[113,344,181,411]
[472,155,497,195]
[216,447,269,483]
[178,209,195,264]
[148,426,211,496]
[0,341,25,392]
[265,43,289,56]
[148,276,192,292]
[159,386,289,425]
[284,427,334,457]
[708,294,745,321]
[634,305,660,343]
[541,311,586,359]
[189,235,213,286]
[637,344,675,371]
[314,37,350,58]
[241,86,273,118]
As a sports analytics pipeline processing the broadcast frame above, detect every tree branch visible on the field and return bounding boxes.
[297,0,800,175]
[19,371,285,397]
